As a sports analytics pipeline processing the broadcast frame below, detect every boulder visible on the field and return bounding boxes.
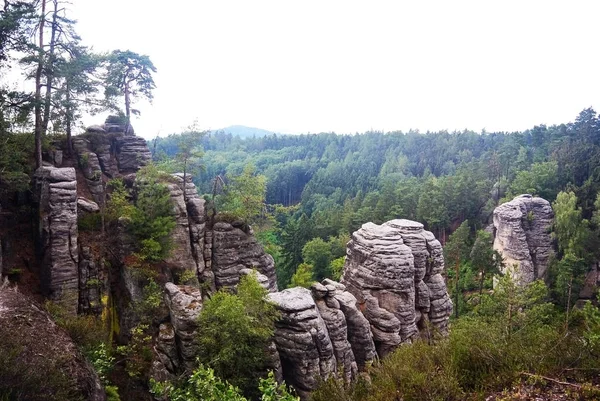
[78,246,102,315]
[322,279,377,369]
[86,124,106,134]
[493,195,554,284]
[77,197,100,213]
[163,180,197,277]
[153,322,180,377]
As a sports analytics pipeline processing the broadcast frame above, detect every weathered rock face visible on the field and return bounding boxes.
[341,219,452,356]
[164,283,203,372]
[268,287,336,398]
[493,195,554,284]
[212,221,278,292]
[79,246,103,315]
[34,166,79,314]
[115,136,151,173]
[0,286,105,400]
[321,279,377,370]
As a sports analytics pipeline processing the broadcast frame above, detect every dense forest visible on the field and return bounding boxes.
[154,109,600,290]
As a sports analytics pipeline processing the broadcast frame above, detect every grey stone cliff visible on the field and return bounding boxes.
[34,166,79,314]
[268,287,336,398]
[493,194,554,284]
[212,221,278,292]
[341,219,452,356]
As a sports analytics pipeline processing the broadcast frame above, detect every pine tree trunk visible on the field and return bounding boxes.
[124,83,131,134]
[34,0,46,169]
[41,0,58,136]
[65,81,72,155]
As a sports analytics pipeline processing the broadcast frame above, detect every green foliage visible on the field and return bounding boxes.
[581,297,600,357]
[105,385,121,401]
[552,191,593,260]
[289,263,315,288]
[197,273,279,398]
[151,364,246,401]
[0,132,32,193]
[258,371,299,401]
[87,342,115,385]
[470,230,503,293]
[116,324,153,379]
[550,191,597,309]
[314,277,600,400]
[45,301,107,349]
[105,178,135,223]
[444,221,471,317]
[151,366,297,401]
[506,161,559,201]
[103,50,156,119]
[329,257,346,281]
[133,278,164,324]
[218,163,267,224]
[130,165,176,261]
[278,214,312,288]
[154,123,205,182]
[78,212,101,232]
[302,237,333,281]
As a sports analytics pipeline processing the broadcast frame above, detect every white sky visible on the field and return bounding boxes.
[66,0,600,138]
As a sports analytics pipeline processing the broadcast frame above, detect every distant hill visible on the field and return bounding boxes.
[212,125,278,139]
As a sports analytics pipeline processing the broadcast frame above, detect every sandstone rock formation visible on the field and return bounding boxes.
[493,194,554,284]
[268,287,336,398]
[341,219,452,356]
[212,221,278,292]
[164,283,203,372]
[34,166,79,314]
[0,286,105,400]
[32,123,456,400]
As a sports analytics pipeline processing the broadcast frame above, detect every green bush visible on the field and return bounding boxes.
[197,273,279,398]
[130,165,176,261]
[78,213,101,232]
[151,366,298,401]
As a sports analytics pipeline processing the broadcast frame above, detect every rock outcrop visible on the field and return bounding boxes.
[164,283,203,372]
[268,287,336,398]
[493,195,554,284]
[34,166,79,314]
[31,122,456,400]
[0,286,105,400]
[341,219,452,356]
[212,221,278,292]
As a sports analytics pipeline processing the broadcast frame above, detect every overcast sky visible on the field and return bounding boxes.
[69,0,600,139]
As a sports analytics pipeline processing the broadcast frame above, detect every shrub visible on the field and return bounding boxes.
[289,263,314,288]
[45,301,107,349]
[78,212,102,232]
[130,165,176,261]
[197,273,279,398]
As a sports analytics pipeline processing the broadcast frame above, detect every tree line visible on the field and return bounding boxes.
[154,108,600,289]
[0,0,157,188]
